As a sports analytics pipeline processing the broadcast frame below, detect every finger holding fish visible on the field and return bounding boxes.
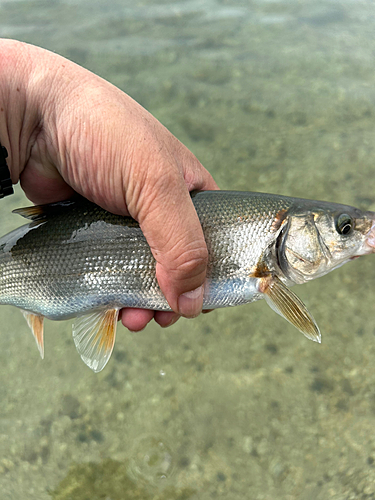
[119,308,180,331]
[120,308,154,332]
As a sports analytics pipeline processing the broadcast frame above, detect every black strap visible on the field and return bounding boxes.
[0,142,14,198]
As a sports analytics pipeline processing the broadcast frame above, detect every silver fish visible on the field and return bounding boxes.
[1,191,374,372]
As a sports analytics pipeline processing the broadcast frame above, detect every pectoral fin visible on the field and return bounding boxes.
[259,276,321,343]
[72,308,119,372]
[21,310,44,359]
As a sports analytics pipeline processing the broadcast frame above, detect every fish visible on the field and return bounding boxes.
[0,190,375,372]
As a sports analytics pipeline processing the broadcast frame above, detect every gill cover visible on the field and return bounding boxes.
[276,213,329,284]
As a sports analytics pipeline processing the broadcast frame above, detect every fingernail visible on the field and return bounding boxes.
[178,285,204,318]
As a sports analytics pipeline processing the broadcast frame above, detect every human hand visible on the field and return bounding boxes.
[0,39,218,331]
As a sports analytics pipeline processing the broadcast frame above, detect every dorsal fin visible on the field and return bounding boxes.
[13,205,47,221]
[12,198,79,221]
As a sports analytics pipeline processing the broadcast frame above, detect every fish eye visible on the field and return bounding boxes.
[336,213,353,235]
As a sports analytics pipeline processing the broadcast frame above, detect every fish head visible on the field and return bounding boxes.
[276,202,375,284]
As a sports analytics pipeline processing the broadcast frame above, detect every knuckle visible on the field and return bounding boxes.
[132,162,181,220]
[170,243,208,279]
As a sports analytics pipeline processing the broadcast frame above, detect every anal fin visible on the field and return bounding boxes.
[72,308,119,373]
[260,276,321,343]
[21,310,45,359]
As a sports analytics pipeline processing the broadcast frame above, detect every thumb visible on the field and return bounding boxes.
[137,165,215,318]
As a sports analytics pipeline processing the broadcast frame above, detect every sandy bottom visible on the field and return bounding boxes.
[2,0,375,498]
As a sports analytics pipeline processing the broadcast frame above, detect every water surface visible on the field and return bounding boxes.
[1,1,375,498]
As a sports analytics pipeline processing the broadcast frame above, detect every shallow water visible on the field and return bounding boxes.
[1,1,375,498]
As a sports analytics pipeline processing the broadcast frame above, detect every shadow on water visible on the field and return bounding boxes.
[51,458,196,500]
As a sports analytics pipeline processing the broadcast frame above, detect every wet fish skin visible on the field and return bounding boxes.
[0,192,298,317]
[1,190,374,372]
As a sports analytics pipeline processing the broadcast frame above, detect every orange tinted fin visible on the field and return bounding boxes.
[13,205,47,221]
[72,308,119,372]
[259,276,321,343]
[13,199,77,222]
[21,310,45,359]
